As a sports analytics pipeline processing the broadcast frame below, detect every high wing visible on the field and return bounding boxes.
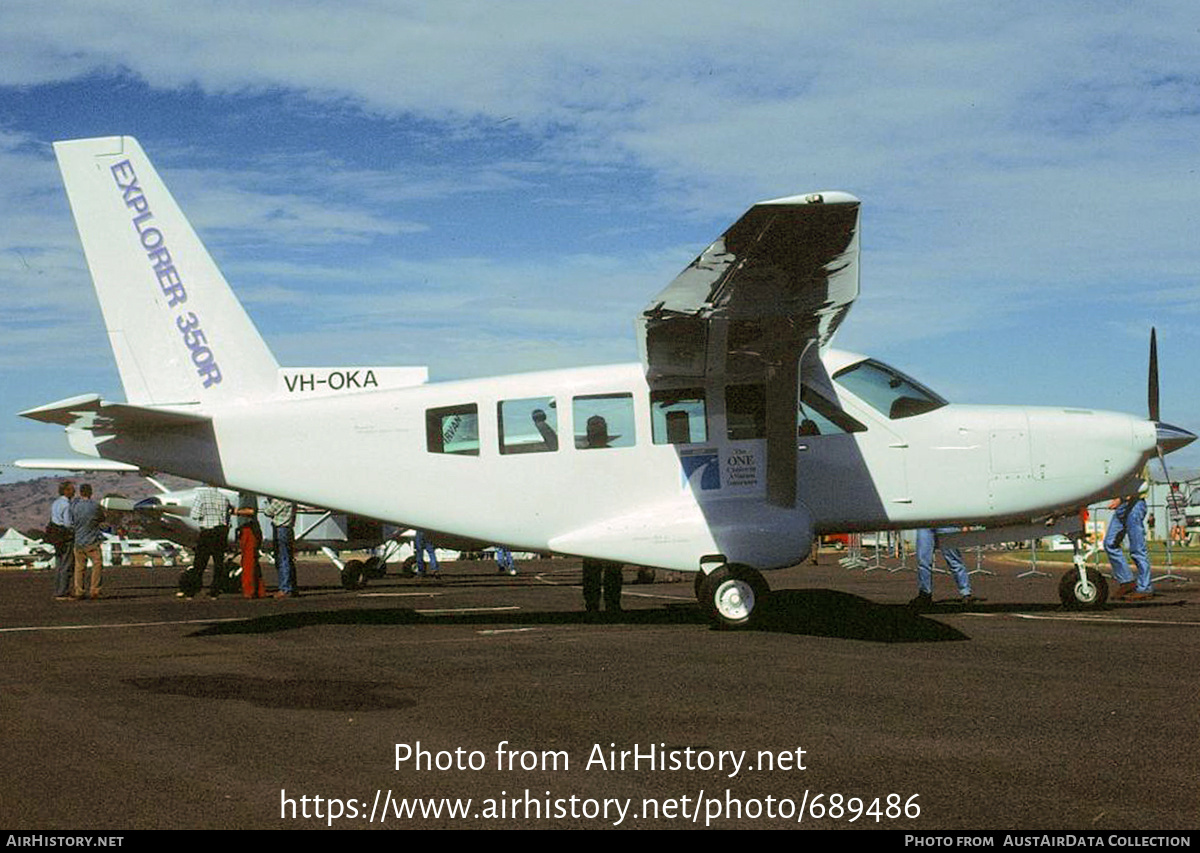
[637,191,860,382]
[637,192,860,506]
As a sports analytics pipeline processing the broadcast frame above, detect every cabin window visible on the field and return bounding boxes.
[832,359,947,420]
[426,404,479,455]
[726,384,766,440]
[498,396,559,454]
[573,393,636,449]
[651,388,707,445]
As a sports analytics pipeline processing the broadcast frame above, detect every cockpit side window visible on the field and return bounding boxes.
[832,359,947,420]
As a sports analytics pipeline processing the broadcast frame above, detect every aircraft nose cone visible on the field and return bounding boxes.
[1156,421,1197,454]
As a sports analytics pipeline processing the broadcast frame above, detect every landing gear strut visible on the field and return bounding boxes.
[1058,539,1108,608]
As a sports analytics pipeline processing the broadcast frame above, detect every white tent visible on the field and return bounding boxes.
[0,528,52,558]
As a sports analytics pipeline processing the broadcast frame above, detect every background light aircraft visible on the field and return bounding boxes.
[22,136,1195,626]
[94,531,183,567]
[12,458,414,588]
[0,528,53,567]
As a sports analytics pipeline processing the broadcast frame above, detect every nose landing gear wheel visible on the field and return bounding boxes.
[1058,565,1108,608]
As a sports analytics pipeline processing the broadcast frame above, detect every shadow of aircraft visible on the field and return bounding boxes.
[188,587,978,643]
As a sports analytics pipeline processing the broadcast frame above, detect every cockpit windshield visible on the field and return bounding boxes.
[832,358,948,420]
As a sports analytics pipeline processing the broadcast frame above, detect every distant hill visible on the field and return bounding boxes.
[0,472,198,536]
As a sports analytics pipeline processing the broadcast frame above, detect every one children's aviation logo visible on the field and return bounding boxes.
[680,451,720,491]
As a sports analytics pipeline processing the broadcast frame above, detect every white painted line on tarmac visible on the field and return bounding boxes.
[532,573,578,587]
[476,627,540,635]
[532,573,693,602]
[414,606,521,615]
[357,592,443,598]
[0,617,245,634]
[621,590,693,601]
[963,612,1200,627]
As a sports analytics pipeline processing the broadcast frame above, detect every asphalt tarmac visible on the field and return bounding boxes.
[2,552,1197,830]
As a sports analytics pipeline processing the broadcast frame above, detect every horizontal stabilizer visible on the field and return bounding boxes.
[19,395,211,429]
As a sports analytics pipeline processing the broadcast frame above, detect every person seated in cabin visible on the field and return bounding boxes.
[583,415,612,449]
[531,408,558,451]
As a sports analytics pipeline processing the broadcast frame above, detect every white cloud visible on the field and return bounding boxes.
[3,0,1200,467]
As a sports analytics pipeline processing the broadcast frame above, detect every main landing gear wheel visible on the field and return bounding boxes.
[177,569,202,598]
[1058,565,1108,608]
[219,558,242,594]
[341,559,367,590]
[702,564,769,628]
[362,555,388,579]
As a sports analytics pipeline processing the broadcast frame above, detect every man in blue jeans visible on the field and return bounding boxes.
[49,481,75,600]
[1105,491,1152,601]
[910,527,974,609]
[265,497,298,598]
[413,530,439,577]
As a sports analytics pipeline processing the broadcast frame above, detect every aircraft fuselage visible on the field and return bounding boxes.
[74,355,1157,572]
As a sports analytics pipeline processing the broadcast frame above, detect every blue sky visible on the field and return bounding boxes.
[2,0,1199,478]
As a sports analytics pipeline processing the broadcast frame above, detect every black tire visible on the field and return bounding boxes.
[704,563,769,628]
[342,559,366,590]
[400,555,418,577]
[636,567,656,584]
[1058,565,1109,608]
[694,570,711,602]
[219,558,242,594]
[177,569,202,598]
[363,555,387,579]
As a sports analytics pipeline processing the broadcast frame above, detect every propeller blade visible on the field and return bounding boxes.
[1145,329,1197,487]
[1148,327,1160,423]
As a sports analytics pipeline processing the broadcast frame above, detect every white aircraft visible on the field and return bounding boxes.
[0,528,54,567]
[95,531,184,567]
[22,136,1195,625]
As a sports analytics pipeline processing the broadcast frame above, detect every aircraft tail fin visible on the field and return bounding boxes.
[54,136,278,407]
